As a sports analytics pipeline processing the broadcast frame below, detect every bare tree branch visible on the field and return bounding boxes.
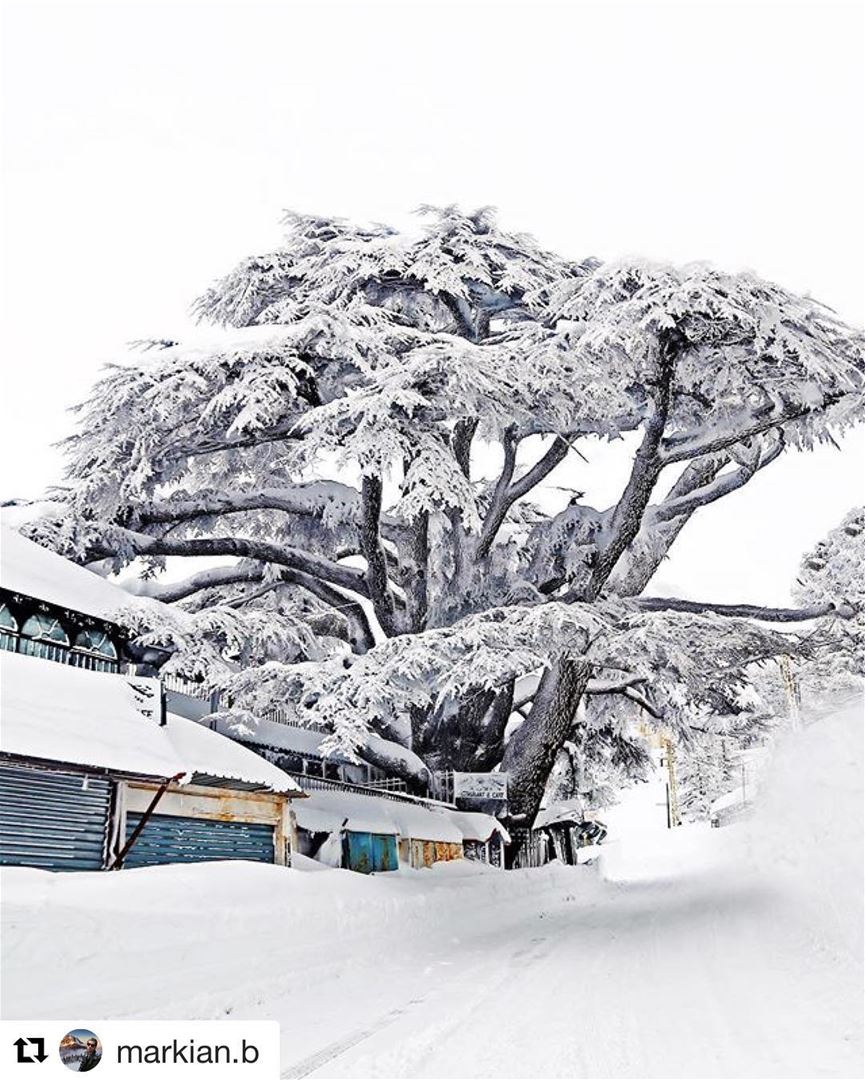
[659,393,844,465]
[476,430,572,561]
[475,426,518,560]
[634,596,855,622]
[653,437,784,523]
[278,568,376,653]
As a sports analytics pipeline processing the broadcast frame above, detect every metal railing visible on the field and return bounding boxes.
[257,705,330,732]
[161,673,211,699]
[285,770,454,810]
[362,777,409,793]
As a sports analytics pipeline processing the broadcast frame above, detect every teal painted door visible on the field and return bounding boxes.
[372,832,398,871]
[345,831,397,873]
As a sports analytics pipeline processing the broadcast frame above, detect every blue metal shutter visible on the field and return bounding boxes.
[0,763,111,871]
[346,831,397,873]
[124,812,275,867]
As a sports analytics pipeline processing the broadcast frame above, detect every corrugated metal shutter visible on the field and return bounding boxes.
[0,763,111,871]
[124,812,275,867]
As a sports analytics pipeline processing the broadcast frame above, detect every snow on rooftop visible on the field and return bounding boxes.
[293,786,503,844]
[534,798,586,829]
[0,526,131,622]
[450,810,510,844]
[212,713,429,781]
[0,651,300,795]
[213,713,331,758]
[166,714,301,795]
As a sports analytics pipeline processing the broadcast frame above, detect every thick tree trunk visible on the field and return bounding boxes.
[502,657,591,825]
[410,682,514,774]
[503,329,684,825]
[360,475,398,636]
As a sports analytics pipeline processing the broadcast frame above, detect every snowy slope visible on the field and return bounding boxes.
[2,698,861,1078]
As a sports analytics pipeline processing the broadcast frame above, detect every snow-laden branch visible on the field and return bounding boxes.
[125,563,267,603]
[137,482,354,524]
[634,596,855,622]
[621,686,664,720]
[585,674,649,694]
[161,415,308,464]
[653,438,784,522]
[659,393,845,465]
[90,528,371,598]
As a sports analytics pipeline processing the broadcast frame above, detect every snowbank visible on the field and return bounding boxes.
[742,694,863,959]
[0,857,587,1025]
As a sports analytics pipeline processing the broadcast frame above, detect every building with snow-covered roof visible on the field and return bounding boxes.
[290,781,507,873]
[0,526,165,673]
[211,711,409,789]
[0,651,304,872]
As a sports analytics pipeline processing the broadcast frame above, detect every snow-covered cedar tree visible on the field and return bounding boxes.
[791,506,865,697]
[20,206,865,824]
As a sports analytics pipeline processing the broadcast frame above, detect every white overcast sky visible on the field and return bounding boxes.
[1,0,863,606]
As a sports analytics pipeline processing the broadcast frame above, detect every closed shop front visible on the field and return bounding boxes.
[344,830,398,873]
[124,812,276,867]
[0,762,111,871]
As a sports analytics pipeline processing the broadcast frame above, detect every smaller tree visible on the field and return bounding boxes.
[792,506,865,699]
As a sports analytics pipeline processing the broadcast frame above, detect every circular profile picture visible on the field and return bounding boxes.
[59,1030,102,1072]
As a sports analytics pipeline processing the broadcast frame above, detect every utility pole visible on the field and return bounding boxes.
[778,655,801,730]
[662,735,681,828]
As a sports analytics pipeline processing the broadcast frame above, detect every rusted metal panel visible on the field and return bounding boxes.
[410,838,462,868]
[125,782,282,825]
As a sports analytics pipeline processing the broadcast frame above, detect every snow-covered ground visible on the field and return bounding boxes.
[2,699,862,1078]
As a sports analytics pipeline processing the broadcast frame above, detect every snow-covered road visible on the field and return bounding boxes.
[286,859,857,1079]
[2,702,862,1078]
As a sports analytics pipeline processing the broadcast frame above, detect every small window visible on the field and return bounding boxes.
[0,603,17,652]
[71,628,119,672]
[20,614,70,662]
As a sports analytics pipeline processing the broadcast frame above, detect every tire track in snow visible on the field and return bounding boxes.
[280,930,556,1078]
[280,997,428,1079]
